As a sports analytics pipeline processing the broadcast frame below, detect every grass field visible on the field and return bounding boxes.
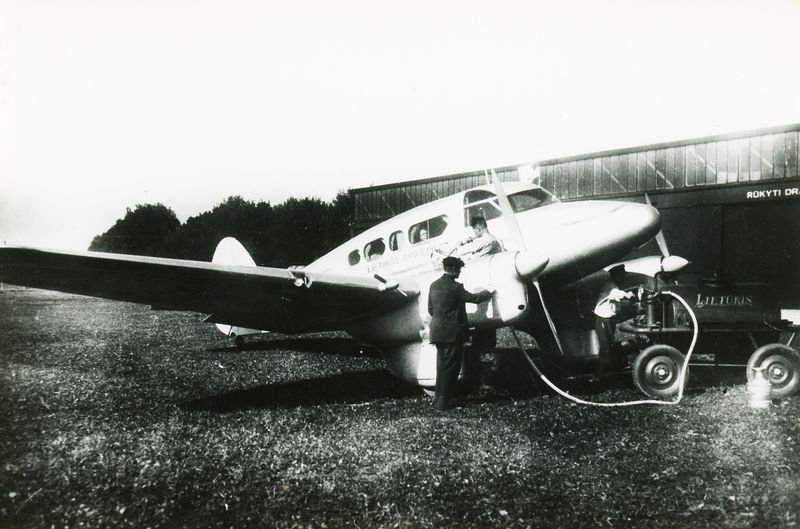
[1,289,799,529]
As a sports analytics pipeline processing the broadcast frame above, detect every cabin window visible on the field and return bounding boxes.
[348,249,361,266]
[463,190,502,225]
[409,215,448,244]
[364,238,386,261]
[388,230,403,251]
[508,188,558,212]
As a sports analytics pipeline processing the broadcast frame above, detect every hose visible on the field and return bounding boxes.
[513,290,698,407]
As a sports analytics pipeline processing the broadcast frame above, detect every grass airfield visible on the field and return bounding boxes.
[1,289,799,529]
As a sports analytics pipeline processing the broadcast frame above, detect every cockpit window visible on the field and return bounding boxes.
[409,215,448,244]
[348,249,361,266]
[508,188,559,212]
[364,238,386,261]
[463,190,502,225]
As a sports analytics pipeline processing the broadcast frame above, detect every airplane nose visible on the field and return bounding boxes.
[530,199,663,282]
[616,201,661,242]
[559,199,661,241]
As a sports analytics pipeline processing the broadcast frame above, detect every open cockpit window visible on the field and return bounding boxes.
[409,215,448,244]
[348,249,361,266]
[463,190,503,226]
[507,188,559,212]
[364,238,386,261]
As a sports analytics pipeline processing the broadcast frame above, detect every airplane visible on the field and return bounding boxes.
[0,173,673,389]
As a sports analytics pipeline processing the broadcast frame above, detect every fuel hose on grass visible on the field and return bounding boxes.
[513,290,698,407]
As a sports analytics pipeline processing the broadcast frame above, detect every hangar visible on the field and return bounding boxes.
[351,123,800,306]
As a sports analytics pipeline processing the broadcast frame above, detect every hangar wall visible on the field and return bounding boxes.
[541,123,800,306]
[350,123,800,305]
[350,166,520,233]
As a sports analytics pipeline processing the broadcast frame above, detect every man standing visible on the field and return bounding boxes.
[427,256,494,410]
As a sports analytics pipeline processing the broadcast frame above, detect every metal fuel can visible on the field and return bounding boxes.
[747,367,772,409]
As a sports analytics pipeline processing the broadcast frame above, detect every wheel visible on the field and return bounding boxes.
[633,344,688,399]
[746,344,800,398]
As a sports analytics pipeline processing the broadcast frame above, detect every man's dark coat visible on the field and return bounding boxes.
[427,274,490,343]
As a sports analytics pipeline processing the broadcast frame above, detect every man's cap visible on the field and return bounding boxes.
[442,256,465,269]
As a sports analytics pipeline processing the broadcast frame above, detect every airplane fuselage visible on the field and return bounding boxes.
[304,181,660,386]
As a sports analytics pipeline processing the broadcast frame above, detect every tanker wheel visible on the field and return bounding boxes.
[633,344,687,399]
[746,344,800,398]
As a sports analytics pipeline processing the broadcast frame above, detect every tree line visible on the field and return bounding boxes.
[89,192,353,267]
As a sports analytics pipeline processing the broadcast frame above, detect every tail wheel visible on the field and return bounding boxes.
[633,344,687,399]
[747,344,800,398]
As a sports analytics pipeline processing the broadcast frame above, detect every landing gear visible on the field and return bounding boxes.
[632,344,687,399]
[746,344,800,398]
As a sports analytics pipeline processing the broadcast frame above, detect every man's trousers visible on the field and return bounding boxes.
[434,341,463,406]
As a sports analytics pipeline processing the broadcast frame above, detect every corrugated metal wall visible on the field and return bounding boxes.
[352,124,800,227]
[539,125,800,201]
[351,166,519,232]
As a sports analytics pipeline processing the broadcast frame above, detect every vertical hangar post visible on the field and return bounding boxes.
[350,123,800,305]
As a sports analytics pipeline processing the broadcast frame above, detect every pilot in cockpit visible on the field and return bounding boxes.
[454,216,501,260]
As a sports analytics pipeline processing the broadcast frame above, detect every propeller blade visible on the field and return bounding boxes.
[490,168,563,355]
[645,193,670,257]
[490,169,527,252]
[533,280,565,356]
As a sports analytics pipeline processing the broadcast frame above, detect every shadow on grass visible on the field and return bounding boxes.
[183,369,419,411]
[206,336,381,358]
[492,346,738,398]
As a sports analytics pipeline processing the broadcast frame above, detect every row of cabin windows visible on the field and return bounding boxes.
[347,187,557,266]
[348,215,449,265]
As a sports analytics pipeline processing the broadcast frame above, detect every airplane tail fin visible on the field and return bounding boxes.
[211,237,265,343]
[212,236,257,267]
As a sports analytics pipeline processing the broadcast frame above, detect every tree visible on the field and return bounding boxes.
[89,190,353,266]
[89,203,180,256]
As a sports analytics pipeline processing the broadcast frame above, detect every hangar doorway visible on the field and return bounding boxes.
[722,201,800,303]
[659,200,800,306]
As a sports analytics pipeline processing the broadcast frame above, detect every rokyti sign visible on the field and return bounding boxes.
[746,186,800,200]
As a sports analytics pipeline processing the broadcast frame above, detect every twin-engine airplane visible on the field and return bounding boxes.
[0,173,670,388]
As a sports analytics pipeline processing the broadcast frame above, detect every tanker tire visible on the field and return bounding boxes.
[746,344,800,398]
[633,344,687,399]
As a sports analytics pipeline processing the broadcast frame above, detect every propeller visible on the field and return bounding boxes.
[643,194,689,275]
[644,194,670,257]
[490,169,565,356]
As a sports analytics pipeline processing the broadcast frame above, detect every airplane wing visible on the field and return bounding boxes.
[0,246,419,333]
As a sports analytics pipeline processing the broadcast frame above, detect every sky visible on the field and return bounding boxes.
[1,0,799,250]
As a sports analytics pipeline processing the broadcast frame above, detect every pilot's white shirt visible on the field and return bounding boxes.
[456,232,500,259]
